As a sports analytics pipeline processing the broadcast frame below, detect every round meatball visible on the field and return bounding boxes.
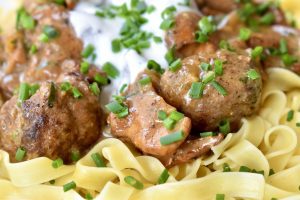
[0,73,103,163]
[160,50,262,131]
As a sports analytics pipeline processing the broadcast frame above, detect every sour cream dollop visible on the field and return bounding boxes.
[69,0,197,106]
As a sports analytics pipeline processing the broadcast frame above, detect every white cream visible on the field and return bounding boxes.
[70,0,197,106]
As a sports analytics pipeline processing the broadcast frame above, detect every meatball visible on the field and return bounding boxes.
[0,73,103,163]
[160,50,262,131]
[165,12,217,58]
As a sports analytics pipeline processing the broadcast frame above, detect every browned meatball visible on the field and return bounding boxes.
[160,50,262,132]
[0,73,103,163]
[195,0,237,15]
[166,12,217,58]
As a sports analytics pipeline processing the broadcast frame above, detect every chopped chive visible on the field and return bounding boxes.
[259,12,275,25]
[54,0,65,5]
[189,82,205,99]
[60,82,71,92]
[287,110,294,122]
[163,118,176,130]
[116,107,129,118]
[85,193,93,200]
[113,95,125,103]
[119,84,128,93]
[29,84,40,96]
[211,81,228,96]
[91,153,106,167]
[80,61,90,74]
[219,119,230,134]
[49,180,56,185]
[161,6,176,19]
[165,47,175,64]
[279,39,288,54]
[38,33,49,43]
[271,198,278,200]
[157,169,170,184]
[29,44,38,54]
[239,166,251,172]
[48,82,56,107]
[169,59,182,72]
[251,46,264,59]
[269,168,275,176]
[139,76,151,86]
[89,82,101,96]
[72,87,83,99]
[200,131,214,137]
[160,130,184,145]
[147,60,164,74]
[214,59,223,76]
[239,27,251,41]
[160,19,175,30]
[216,194,225,200]
[82,44,95,59]
[223,163,231,172]
[105,102,125,113]
[94,74,109,85]
[153,36,162,43]
[202,71,215,84]
[15,147,26,161]
[112,39,121,53]
[124,176,144,190]
[18,83,30,103]
[195,31,208,43]
[17,9,36,30]
[247,69,260,80]
[158,110,168,120]
[169,111,184,122]
[71,150,80,162]
[198,17,215,35]
[296,122,300,127]
[63,181,76,192]
[281,54,298,66]
[43,25,59,39]
[102,62,119,79]
[52,158,63,168]
[200,62,211,71]
[147,5,156,13]
[219,40,234,51]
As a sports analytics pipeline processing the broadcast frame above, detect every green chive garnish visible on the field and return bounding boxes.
[17,8,35,30]
[198,17,215,35]
[72,87,83,99]
[119,84,128,93]
[169,111,184,122]
[287,110,294,122]
[202,71,215,84]
[91,153,106,167]
[71,150,80,162]
[139,76,151,86]
[216,194,225,200]
[239,28,251,41]
[80,61,90,74]
[219,119,230,134]
[200,132,214,137]
[63,181,76,192]
[94,74,109,85]
[124,176,144,190]
[251,46,264,59]
[160,130,184,145]
[60,82,71,92]
[158,110,168,120]
[102,62,119,79]
[259,12,275,25]
[200,63,211,71]
[189,82,204,99]
[247,69,260,80]
[223,163,231,172]
[165,47,175,64]
[48,82,56,108]
[82,44,95,59]
[160,19,175,30]
[169,59,182,72]
[163,118,176,130]
[52,158,63,168]
[89,82,101,96]
[239,166,251,172]
[43,25,59,39]
[157,169,170,184]
[18,83,30,103]
[112,39,121,53]
[195,31,209,43]
[279,39,288,54]
[211,81,228,96]
[214,59,223,76]
[15,147,26,161]
[147,60,164,74]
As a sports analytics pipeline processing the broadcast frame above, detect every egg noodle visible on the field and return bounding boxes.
[1,0,300,200]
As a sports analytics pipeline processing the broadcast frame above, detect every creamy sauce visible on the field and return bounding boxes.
[70,0,198,106]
